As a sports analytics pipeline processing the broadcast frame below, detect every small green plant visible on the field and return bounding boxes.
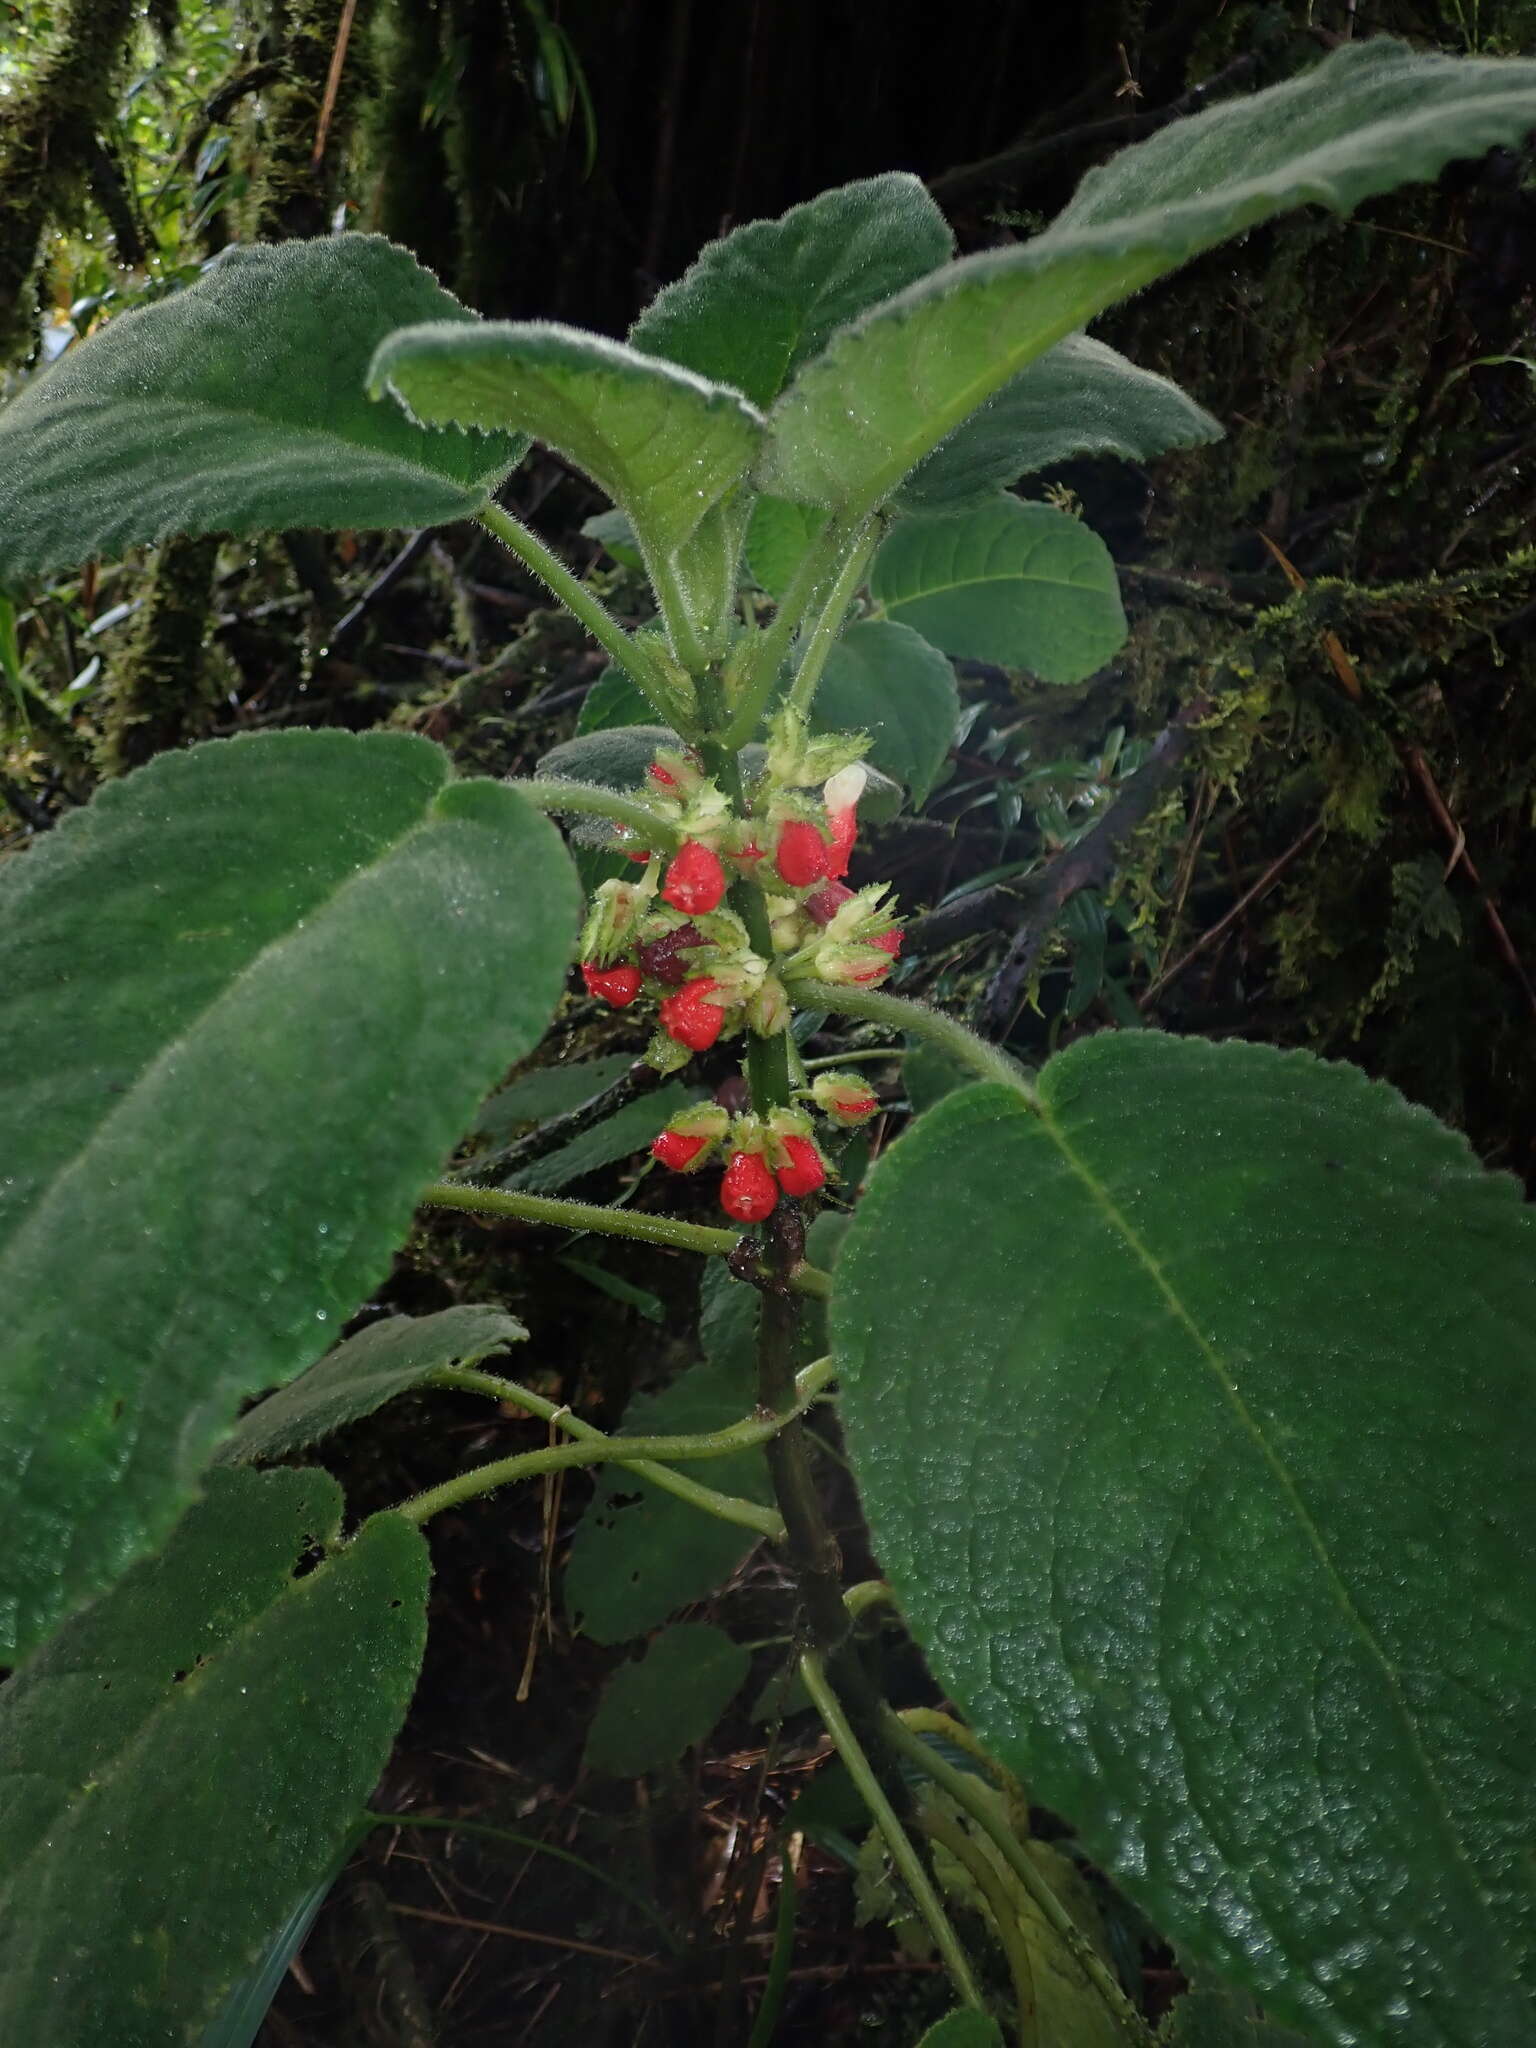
[1,38,1535,2047]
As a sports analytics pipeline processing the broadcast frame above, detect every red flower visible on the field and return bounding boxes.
[661,840,727,916]
[775,819,829,887]
[825,806,857,879]
[581,962,642,1008]
[805,879,855,927]
[652,1129,709,1171]
[659,976,727,1051]
[720,1150,778,1222]
[774,1134,826,1199]
[637,923,706,986]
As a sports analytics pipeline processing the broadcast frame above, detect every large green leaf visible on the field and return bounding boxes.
[815,619,958,806]
[0,1467,429,2044]
[368,322,763,556]
[760,40,1536,512]
[218,1306,527,1465]
[0,236,522,583]
[746,493,830,598]
[832,1034,1536,2043]
[584,1621,751,1777]
[897,335,1222,512]
[870,497,1126,683]
[629,171,954,408]
[0,728,579,1657]
[914,2013,1005,2048]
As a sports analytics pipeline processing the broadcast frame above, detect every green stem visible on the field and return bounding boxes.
[641,540,709,678]
[881,1711,1153,2043]
[843,1579,898,1623]
[793,981,1034,1099]
[897,1709,1026,1804]
[785,521,878,720]
[420,1180,831,1298]
[745,1835,799,2048]
[799,1653,986,2013]
[477,501,674,716]
[801,1047,904,1071]
[514,777,681,851]
[403,1355,839,1534]
[722,509,869,749]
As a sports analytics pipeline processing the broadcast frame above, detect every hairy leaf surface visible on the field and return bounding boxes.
[0,1468,428,2044]
[219,1307,527,1465]
[871,498,1126,682]
[0,729,578,1655]
[630,172,954,408]
[897,335,1222,511]
[833,1034,1536,2043]
[760,41,1536,511]
[369,323,763,555]
[0,237,521,580]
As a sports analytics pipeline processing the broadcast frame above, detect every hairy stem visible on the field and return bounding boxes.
[514,776,682,851]
[722,509,869,749]
[794,979,1034,1099]
[420,1180,830,1297]
[799,1654,986,2012]
[477,502,676,715]
[785,521,878,719]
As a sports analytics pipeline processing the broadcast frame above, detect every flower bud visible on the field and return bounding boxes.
[775,818,829,887]
[581,962,642,1008]
[745,973,791,1037]
[661,839,727,916]
[643,1029,693,1075]
[580,873,654,963]
[720,1150,778,1223]
[636,921,707,986]
[652,1129,708,1171]
[811,1071,880,1126]
[651,1104,729,1173]
[774,1133,826,1199]
[659,976,728,1051]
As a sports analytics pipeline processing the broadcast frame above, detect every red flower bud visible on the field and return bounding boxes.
[581,962,642,1008]
[721,1150,778,1222]
[805,879,855,927]
[652,1129,709,1171]
[774,1133,826,1199]
[847,928,902,984]
[811,1071,880,1125]
[659,976,726,1051]
[648,760,681,791]
[775,818,830,888]
[661,839,727,916]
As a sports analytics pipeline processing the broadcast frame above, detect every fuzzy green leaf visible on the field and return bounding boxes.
[218,1307,527,1465]
[833,1034,1536,2043]
[871,497,1126,682]
[914,2014,1006,2048]
[814,619,958,805]
[630,172,954,408]
[0,1468,428,2044]
[369,322,763,556]
[746,493,831,599]
[576,663,657,734]
[761,40,1536,512]
[0,237,522,583]
[0,729,579,1657]
[584,1622,751,1777]
[897,335,1222,512]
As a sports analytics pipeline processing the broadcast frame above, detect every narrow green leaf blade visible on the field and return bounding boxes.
[761,41,1536,512]
[814,619,958,806]
[369,322,764,554]
[475,1052,636,1137]
[219,1306,527,1464]
[0,729,579,1656]
[0,1468,429,2045]
[630,171,954,408]
[870,498,1126,683]
[897,335,1222,512]
[0,237,523,582]
[506,1080,699,1191]
[833,1035,1536,2042]
[584,1621,750,1776]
